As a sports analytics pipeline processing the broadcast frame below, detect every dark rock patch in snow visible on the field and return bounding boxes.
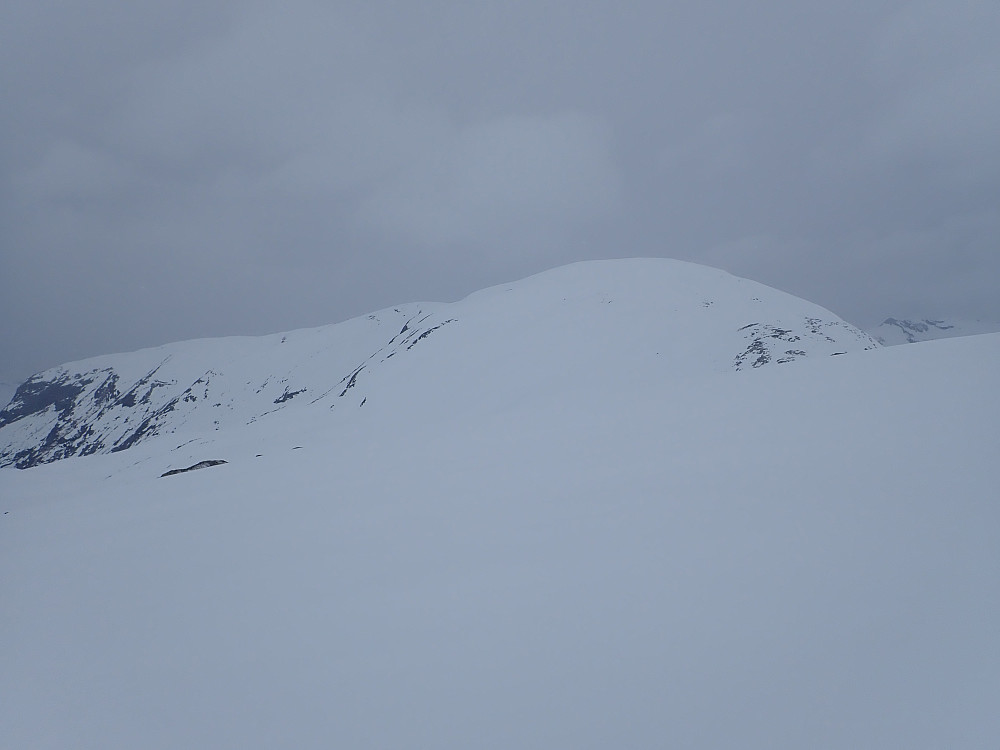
[160,460,227,478]
[274,387,307,404]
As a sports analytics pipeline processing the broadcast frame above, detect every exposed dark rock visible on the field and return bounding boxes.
[92,373,121,406]
[339,366,365,397]
[160,460,227,478]
[733,318,875,371]
[274,387,306,404]
[0,374,93,429]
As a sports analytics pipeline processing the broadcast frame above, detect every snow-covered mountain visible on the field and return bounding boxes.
[0,259,877,469]
[1,295,996,750]
[868,316,999,345]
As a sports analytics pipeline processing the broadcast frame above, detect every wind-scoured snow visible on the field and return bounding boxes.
[1,261,996,750]
[0,259,877,469]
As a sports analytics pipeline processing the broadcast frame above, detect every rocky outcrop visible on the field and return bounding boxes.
[160,460,228,478]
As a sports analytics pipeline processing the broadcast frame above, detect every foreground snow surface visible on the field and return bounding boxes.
[2,333,998,749]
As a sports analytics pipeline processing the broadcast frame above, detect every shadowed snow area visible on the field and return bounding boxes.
[1,261,997,749]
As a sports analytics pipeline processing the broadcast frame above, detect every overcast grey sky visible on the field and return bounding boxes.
[2,0,998,380]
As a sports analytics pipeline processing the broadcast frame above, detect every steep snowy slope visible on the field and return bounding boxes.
[868,316,999,345]
[0,380,15,410]
[1,332,996,750]
[0,259,877,469]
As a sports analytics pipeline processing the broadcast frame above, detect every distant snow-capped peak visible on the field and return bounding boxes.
[867,317,999,346]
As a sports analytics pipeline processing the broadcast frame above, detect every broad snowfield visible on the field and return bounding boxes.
[1,261,998,749]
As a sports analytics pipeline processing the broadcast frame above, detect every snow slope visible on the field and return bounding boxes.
[0,259,877,469]
[1,271,997,747]
[0,381,15,411]
[868,316,999,345]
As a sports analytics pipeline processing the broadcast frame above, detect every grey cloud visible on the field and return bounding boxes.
[1,0,998,381]
[360,113,622,249]
[864,2,1000,175]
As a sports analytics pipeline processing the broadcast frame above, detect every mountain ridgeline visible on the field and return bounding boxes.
[0,259,879,469]
[867,317,999,346]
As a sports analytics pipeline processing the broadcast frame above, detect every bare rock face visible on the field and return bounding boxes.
[0,259,879,469]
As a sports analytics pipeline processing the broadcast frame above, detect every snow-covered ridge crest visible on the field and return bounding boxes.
[0,259,878,469]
